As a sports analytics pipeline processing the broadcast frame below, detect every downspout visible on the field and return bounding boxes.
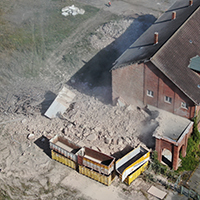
[143,63,146,105]
[195,105,197,117]
[157,77,159,108]
[173,92,175,114]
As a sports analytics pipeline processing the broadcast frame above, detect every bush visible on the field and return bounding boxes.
[151,151,169,175]
[151,151,162,174]
[178,117,200,171]
[150,151,178,183]
[143,173,156,183]
[192,117,200,144]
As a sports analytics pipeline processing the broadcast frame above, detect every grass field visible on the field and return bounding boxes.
[0,0,102,79]
[0,1,99,52]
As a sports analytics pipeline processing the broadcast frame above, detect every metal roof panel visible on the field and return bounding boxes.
[188,55,200,72]
[44,87,75,119]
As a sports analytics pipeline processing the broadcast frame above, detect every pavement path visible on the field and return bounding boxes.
[79,0,176,17]
[189,163,200,193]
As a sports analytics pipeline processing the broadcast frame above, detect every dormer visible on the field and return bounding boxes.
[188,55,200,75]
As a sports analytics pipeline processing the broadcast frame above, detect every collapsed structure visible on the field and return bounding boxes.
[111,0,200,170]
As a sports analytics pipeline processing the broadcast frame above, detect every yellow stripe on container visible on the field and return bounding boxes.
[124,161,148,185]
[123,152,150,176]
[78,165,115,186]
[51,150,76,170]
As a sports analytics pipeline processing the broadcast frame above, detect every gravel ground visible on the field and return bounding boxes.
[0,0,185,199]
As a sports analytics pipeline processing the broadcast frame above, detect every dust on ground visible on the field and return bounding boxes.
[0,0,180,199]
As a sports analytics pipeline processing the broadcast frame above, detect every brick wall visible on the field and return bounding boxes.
[144,62,195,118]
[196,105,200,123]
[112,61,196,119]
[112,63,144,106]
[155,123,193,170]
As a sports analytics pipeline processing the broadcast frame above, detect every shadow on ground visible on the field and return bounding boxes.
[111,145,134,159]
[34,135,51,158]
[67,14,156,105]
[40,91,56,115]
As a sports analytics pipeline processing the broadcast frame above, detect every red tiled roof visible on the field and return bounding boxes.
[112,0,200,104]
[151,7,200,104]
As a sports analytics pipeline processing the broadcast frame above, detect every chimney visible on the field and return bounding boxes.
[189,0,193,6]
[172,11,176,20]
[154,32,158,44]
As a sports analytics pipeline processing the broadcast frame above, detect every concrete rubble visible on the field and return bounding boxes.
[61,5,85,17]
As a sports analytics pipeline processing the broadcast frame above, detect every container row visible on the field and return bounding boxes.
[49,135,150,186]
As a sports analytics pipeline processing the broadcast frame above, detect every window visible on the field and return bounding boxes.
[147,90,154,97]
[164,96,172,104]
[181,102,188,109]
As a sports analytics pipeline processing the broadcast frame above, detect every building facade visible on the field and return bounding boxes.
[111,0,200,170]
[112,61,197,119]
[112,0,200,120]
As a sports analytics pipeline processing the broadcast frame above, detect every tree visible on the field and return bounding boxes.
[192,117,200,144]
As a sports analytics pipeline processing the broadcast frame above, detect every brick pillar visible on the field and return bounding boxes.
[181,134,187,158]
[155,138,162,162]
[182,133,188,157]
[172,145,179,170]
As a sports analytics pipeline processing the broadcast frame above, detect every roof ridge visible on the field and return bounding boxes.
[112,0,200,70]
[151,6,200,104]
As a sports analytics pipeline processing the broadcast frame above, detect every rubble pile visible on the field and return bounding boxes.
[89,19,134,50]
[1,85,149,157]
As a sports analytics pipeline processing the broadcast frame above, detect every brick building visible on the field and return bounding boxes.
[111,0,200,170]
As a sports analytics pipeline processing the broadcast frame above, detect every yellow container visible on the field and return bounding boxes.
[81,147,115,176]
[51,150,76,170]
[123,161,148,185]
[116,146,150,182]
[78,165,115,186]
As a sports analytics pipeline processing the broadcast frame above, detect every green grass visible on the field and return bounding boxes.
[150,151,178,182]
[178,138,200,172]
[0,189,12,200]
[178,117,200,172]
[196,109,200,123]
[0,3,99,53]
[0,0,120,82]
[0,1,100,77]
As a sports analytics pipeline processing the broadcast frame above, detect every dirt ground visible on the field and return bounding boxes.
[0,0,184,199]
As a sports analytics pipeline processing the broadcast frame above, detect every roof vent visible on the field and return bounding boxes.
[198,84,200,89]
[189,0,193,6]
[172,11,176,20]
[154,32,158,45]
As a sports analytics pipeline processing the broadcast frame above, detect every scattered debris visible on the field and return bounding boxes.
[105,136,112,144]
[0,0,181,199]
[61,5,85,17]
[87,133,97,141]
[27,133,35,140]
[117,137,124,146]
[21,119,27,124]
[117,97,126,107]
